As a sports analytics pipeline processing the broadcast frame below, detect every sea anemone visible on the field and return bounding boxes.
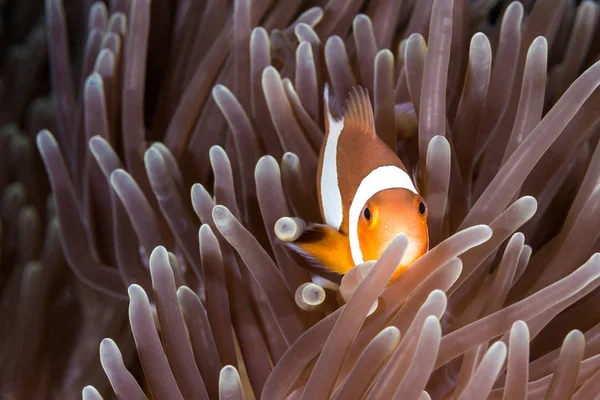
[3,0,600,398]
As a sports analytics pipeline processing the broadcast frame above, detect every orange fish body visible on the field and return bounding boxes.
[284,84,429,282]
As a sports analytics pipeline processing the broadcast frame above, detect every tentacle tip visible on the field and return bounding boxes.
[143,146,163,167]
[428,289,447,301]
[353,13,370,25]
[85,71,103,87]
[99,337,114,348]
[296,282,326,310]
[190,182,203,196]
[489,340,508,356]
[176,285,194,299]
[262,65,278,80]
[127,283,144,298]
[471,224,493,239]
[430,135,449,146]
[35,129,54,149]
[274,217,304,242]
[109,167,126,183]
[426,312,440,322]
[255,155,278,178]
[251,25,267,37]
[521,195,538,209]
[391,232,409,246]
[149,245,168,266]
[212,204,230,223]
[191,183,211,207]
[82,386,101,398]
[282,151,299,166]
[366,299,378,317]
[88,134,106,148]
[221,365,237,373]
[209,144,226,160]
[380,325,401,337]
[208,144,229,170]
[506,0,524,13]
[212,84,229,99]
[376,48,394,60]
[258,154,277,165]
[149,141,166,152]
[531,35,547,47]
[566,329,584,339]
[511,320,528,330]
[325,35,342,46]
[472,31,487,40]
[199,223,213,235]
[220,365,241,382]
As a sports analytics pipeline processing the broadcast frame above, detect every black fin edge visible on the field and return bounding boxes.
[274,223,344,285]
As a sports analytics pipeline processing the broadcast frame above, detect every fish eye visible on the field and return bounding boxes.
[363,207,371,220]
[419,202,426,215]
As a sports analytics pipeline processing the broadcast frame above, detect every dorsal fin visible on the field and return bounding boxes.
[344,86,375,136]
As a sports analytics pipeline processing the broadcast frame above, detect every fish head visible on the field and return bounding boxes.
[357,188,429,279]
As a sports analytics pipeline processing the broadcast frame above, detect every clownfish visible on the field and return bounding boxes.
[283,84,429,283]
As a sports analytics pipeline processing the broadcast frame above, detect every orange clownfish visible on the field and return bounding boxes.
[283,84,429,283]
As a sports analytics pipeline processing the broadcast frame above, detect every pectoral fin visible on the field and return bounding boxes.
[281,223,355,279]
